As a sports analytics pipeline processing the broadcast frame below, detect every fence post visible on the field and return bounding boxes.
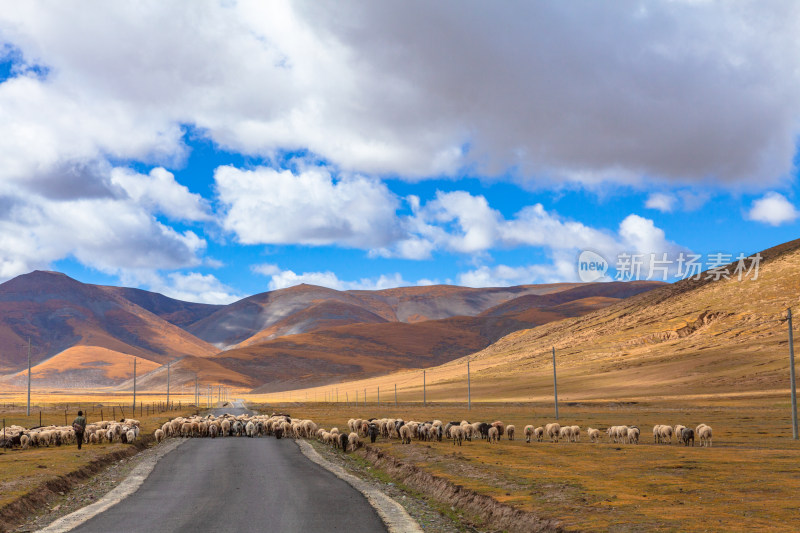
[789,308,798,439]
[467,356,471,410]
[552,346,559,420]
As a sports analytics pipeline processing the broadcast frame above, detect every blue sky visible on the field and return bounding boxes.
[0,2,798,303]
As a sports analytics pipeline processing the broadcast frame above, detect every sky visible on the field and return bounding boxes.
[0,1,798,304]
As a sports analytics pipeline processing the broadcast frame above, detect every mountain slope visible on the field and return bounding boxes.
[98,286,223,328]
[0,271,219,376]
[188,282,593,350]
[212,281,662,391]
[297,238,800,401]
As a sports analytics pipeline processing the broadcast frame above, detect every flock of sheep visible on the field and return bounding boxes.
[0,419,141,449]
[152,413,318,443]
[0,413,714,452]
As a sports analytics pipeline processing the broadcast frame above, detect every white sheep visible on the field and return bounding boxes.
[126,429,136,443]
[347,432,361,452]
[587,428,601,443]
[154,429,165,443]
[545,423,561,443]
[534,427,544,442]
[504,424,515,441]
[524,425,534,443]
[627,426,640,444]
[487,426,499,443]
[698,425,713,447]
[570,426,580,442]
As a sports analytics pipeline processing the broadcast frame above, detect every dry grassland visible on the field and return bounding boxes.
[250,397,800,532]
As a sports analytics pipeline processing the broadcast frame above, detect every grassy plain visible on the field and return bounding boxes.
[0,393,197,514]
[251,396,800,532]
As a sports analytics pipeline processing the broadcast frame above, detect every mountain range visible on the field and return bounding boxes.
[0,270,661,391]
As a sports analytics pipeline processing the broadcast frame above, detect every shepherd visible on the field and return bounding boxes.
[72,410,87,450]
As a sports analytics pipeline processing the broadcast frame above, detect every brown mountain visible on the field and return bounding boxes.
[189,282,594,350]
[0,271,218,383]
[309,238,800,402]
[213,281,662,392]
[98,286,223,328]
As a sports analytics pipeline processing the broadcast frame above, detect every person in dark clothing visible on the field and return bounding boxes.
[72,410,87,450]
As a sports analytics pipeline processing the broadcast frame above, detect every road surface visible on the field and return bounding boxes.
[71,403,387,533]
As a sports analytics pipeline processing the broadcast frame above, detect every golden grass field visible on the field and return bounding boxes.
[0,392,199,515]
[250,397,800,532]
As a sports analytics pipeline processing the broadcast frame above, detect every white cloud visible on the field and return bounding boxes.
[156,272,241,305]
[747,192,799,226]
[120,270,242,305]
[110,167,211,222]
[0,189,206,281]
[252,264,409,291]
[645,192,677,212]
[215,165,400,248]
[1,1,798,187]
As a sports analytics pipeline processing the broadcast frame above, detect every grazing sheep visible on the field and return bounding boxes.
[451,425,464,446]
[209,424,219,438]
[506,425,516,441]
[399,425,413,444]
[681,427,694,446]
[154,429,165,443]
[559,426,572,442]
[126,429,136,443]
[20,434,30,449]
[545,423,561,443]
[347,432,362,452]
[491,421,505,437]
[524,425,534,443]
[627,426,640,444]
[487,426,499,443]
[673,425,686,445]
[534,427,544,442]
[698,425,713,447]
[587,428,601,443]
[368,423,379,443]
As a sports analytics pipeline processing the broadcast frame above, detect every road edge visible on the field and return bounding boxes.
[295,440,423,533]
[36,438,187,533]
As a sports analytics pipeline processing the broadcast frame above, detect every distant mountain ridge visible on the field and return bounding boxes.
[0,270,664,390]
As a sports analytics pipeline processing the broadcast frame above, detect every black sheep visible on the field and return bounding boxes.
[339,432,349,451]
[681,427,695,446]
[274,426,284,440]
[368,423,379,443]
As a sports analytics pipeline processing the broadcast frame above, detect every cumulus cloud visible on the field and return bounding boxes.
[252,263,408,291]
[152,272,241,305]
[645,193,677,212]
[1,1,798,186]
[0,190,206,281]
[110,167,211,221]
[215,165,400,248]
[747,192,799,226]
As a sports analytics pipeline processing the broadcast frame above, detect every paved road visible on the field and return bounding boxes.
[71,404,387,533]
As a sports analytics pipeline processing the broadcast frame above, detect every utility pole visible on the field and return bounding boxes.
[166,361,171,408]
[423,370,426,406]
[132,357,137,413]
[26,337,31,416]
[789,309,798,439]
[377,386,380,404]
[552,347,559,420]
[467,356,471,410]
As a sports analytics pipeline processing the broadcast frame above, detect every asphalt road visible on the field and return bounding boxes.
[71,404,387,533]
